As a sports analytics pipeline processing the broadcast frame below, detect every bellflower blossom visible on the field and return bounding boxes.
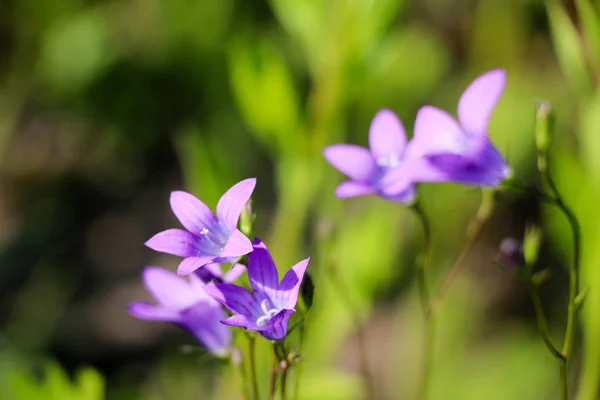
[323,109,432,203]
[145,179,256,276]
[397,69,511,187]
[196,262,247,284]
[204,239,309,341]
[128,267,231,357]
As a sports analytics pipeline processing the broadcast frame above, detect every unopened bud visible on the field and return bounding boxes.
[497,237,526,272]
[535,101,554,173]
[523,225,543,266]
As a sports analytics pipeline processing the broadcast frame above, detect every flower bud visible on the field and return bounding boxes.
[535,101,554,173]
[497,237,526,272]
[523,225,543,266]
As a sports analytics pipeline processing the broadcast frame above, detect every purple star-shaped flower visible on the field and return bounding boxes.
[145,178,256,276]
[402,69,511,187]
[204,239,309,341]
[128,267,231,357]
[323,109,429,203]
[195,262,247,284]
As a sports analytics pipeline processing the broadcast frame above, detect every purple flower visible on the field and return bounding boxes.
[145,178,256,276]
[401,69,511,187]
[195,262,247,284]
[204,239,309,341]
[323,109,430,203]
[128,267,231,357]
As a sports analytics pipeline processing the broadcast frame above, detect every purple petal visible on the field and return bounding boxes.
[277,258,309,310]
[405,106,463,160]
[247,239,279,298]
[142,266,205,309]
[259,309,295,341]
[180,302,231,357]
[223,263,247,283]
[177,256,215,276]
[334,181,376,198]
[381,158,448,187]
[216,178,257,230]
[145,229,200,258]
[221,314,259,330]
[128,301,180,321]
[170,191,218,236]
[195,263,224,283]
[323,144,377,182]
[380,184,417,204]
[220,229,253,258]
[368,109,406,161]
[427,137,511,187]
[457,69,506,136]
[204,283,260,319]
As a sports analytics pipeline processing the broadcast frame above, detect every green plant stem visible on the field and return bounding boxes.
[428,190,495,315]
[248,335,260,400]
[527,282,565,361]
[411,201,434,400]
[545,174,581,400]
[293,322,306,400]
[269,344,279,400]
[232,347,252,400]
[324,264,375,398]
[280,361,288,400]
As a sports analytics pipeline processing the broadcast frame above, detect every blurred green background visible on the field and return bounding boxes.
[1,0,599,399]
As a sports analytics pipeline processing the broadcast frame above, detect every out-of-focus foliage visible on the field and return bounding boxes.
[0,360,104,400]
[0,0,596,399]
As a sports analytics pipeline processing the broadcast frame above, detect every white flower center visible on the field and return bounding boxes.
[256,299,280,328]
[376,153,401,169]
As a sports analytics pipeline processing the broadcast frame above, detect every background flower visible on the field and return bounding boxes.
[128,267,231,357]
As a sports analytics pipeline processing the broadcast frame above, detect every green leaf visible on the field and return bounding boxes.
[228,38,302,157]
[575,0,600,71]
[74,367,105,400]
[38,8,118,94]
[547,0,594,97]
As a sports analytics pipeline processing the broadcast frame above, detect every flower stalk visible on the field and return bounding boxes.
[411,200,434,400]
[428,189,495,315]
[248,335,260,400]
[535,101,581,400]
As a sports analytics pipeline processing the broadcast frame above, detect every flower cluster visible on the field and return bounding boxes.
[324,69,511,202]
[129,179,309,356]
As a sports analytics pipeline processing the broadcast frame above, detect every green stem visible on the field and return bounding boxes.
[527,282,565,361]
[428,189,495,314]
[411,201,434,400]
[248,335,260,400]
[325,264,375,397]
[232,347,252,400]
[269,343,279,400]
[293,323,306,400]
[545,174,581,400]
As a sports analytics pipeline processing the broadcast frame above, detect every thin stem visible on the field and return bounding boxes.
[280,360,289,400]
[411,201,434,400]
[527,282,565,361]
[269,343,279,400]
[428,190,495,315]
[324,265,375,398]
[545,173,581,400]
[232,347,252,400]
[248,335,260,400]
[293,323,306,400]
[561,362,568,400]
